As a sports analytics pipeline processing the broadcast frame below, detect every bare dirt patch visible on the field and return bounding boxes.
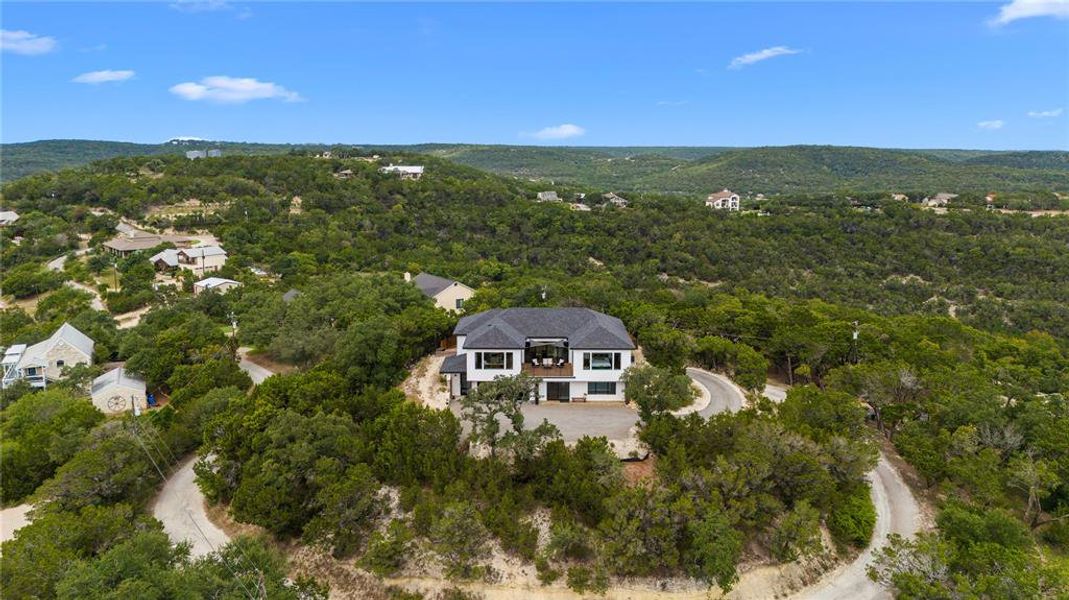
[243,351,297,376]
[402,352,451,410]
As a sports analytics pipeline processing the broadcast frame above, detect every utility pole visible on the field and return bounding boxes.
[851,321,860,364]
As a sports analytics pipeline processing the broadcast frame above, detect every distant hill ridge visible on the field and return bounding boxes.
[1,139,1066,192]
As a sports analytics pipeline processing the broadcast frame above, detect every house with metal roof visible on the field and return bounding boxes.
[440,307,635,402]
[1,323,94,389]
[91,367,147,415]
[193,277,241,295]
[407,272,474,313]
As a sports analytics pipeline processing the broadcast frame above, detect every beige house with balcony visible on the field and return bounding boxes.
[2,323,94,389]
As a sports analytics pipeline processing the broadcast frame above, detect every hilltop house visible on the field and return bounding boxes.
[0,210,19,227]
[603,193,629,208]
[706,189,740,211]
[193,277,241,295]
[439,307,635,402]
[923,192,958,207]
[379,164,425,180]
[537,191,560,203]
[408,272,474,312]
[91,367,147,415]
[1,323,94,389]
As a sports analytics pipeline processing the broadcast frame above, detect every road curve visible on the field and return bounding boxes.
[686,368,923,600]
[791,453,922,600]
[237,347,274,385]
[152,456,230,558]
[686,367,747,417]
[152,353,276,555]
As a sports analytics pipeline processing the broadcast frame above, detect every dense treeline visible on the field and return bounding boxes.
[4,154,1068,343]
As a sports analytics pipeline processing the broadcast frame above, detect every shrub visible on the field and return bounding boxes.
[827,484,877,548]
[361,519,414,577]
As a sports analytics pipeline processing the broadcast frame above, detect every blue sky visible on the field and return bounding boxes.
[2,1,1068,149]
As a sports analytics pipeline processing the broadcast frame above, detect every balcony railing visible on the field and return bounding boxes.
[521,362,574,378]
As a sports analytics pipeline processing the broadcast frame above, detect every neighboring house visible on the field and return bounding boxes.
[193,277,241,295]
[334,169,354,180]
[0,210,19,226]
[290,196,303,214]
[149,245,227,275]
[176,246,227,276]
[923,192,958,207]
[602,193,629,208]
[890,193,909,202]
[408,272,474,312]
[186,150,207,160]
[103,233,193,258]
[569,203,592,212]
[91,367,147,415]
[149,248,180,271]
[706,189,740,211]
[1,323,94,389]
[440,307,635,402]
[207,149,222,158]
[536,191,560,202]
[379,164,425,180]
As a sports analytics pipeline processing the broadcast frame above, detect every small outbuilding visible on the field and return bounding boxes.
[193,277,241,295]
[91,367,147,415]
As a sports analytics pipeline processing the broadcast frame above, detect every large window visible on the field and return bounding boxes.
[455,298,465,310]
[476,352,512,370]
[588,382,617,395]
[584,352,621,370]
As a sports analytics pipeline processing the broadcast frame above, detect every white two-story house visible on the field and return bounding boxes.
[440,307,635,402]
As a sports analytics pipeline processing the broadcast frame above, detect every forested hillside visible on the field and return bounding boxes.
[4,139,1068,194]
[1,153,1067,598]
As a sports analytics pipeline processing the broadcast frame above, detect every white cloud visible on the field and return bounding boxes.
[977,120,1005,130]
[170,0,231,12]
[1,29,57,55]
[728,46,801,69]
[989,0,1069,25]
[169,76,303,104]
[1027,107,1063,118]
[528,124,586,140]
[73,69,135,84]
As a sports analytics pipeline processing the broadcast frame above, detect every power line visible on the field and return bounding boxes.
[126,420,259,600]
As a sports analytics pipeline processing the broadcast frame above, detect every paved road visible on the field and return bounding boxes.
[237,347,274,384]
[687,367,747,417]
[151,456,230,558]
[684,370,922,600]
[790,453,922,600]
[46,247,89,272]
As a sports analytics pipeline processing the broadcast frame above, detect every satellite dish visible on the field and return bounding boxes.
[106,395,127,412]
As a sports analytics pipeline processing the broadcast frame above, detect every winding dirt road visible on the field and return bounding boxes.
[151,353,277,556]
[152,456,230,558]
[684,368,923,600]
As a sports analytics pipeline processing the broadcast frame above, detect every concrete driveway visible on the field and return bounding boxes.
[688,367,747,417]
[522,402,638,443]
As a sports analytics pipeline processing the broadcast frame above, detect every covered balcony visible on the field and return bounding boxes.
[522,339,573,378]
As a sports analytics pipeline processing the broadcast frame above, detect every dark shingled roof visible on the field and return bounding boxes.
[456,308,634,350]
[413,272,461,298]
[440,354,467,374]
